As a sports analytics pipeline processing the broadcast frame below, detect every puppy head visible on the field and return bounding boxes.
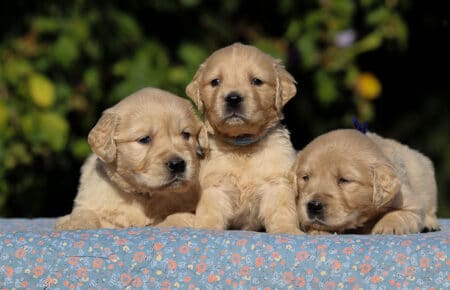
[186,43,296,140]
[88,87,208,195]
[292,129,401,233]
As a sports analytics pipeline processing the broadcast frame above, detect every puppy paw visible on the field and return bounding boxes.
[372,211,421,235]
[157,213,195,228]
[423,214,440,232]
[54,214,101,231]
[307,229,333,235]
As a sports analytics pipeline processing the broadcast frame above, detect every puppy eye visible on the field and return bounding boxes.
[302,175,310,182]
[137,136,152,144]
[182,131,191,140]
[210,78,220,87]
[251,78,263,86]
[338,177,351,185]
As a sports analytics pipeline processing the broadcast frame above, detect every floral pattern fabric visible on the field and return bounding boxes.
[0,218,449,289]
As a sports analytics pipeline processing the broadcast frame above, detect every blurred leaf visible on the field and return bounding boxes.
[110,10,142,44]
[4,143,31,169]
[253,39,285,60]
[297,34,319,69]
[4,58,33,84]
[168,66,190,85]
[178,43,208,67]
[285,20,302,41]
[28,74,55,108]
[314,71,338,104]
[69,18,89,43]
[71,138,91,159]
[0,102,8,129]
[22,112,69,151]
[366,7,390,26]
[51,35,79,68]
[31,17,60,33]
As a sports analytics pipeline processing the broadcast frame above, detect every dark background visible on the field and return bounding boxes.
[0,0,449,217]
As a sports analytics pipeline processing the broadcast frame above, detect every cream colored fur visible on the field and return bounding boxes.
[159,43,301,234]
[292,129,440,235]
[55,88,207,230]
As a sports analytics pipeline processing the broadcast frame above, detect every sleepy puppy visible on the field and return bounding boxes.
[292,129,440,234]
[160,43,301,234]
[55,87,207,230]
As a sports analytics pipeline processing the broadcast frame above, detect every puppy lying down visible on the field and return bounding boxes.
[55,88,207,230]
[292,129,439,234]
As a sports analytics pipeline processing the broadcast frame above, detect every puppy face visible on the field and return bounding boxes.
[292,130,400,233]
[186,43,296,139]
[88,88,208,195]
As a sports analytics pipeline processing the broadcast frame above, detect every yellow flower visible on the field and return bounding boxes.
[355,72,382,100]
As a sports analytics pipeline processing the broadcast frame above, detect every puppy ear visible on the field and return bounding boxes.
[289,154,302,198]
[195,125,209,159]
[372,163,401,208]
[186,63,206,113]
[88,112,119,163]
[274,59,297,112]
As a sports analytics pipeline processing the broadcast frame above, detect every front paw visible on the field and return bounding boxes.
[372,213,421,234]
[54,214,101,231]
[157,213,195,228]
[307,229,332,235]
[266,226,304,235]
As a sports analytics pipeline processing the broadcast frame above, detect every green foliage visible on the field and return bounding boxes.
[0,0,448,217]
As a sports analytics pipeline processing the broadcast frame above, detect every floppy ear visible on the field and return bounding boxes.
[372,163,401,208]
[274,59,297,112]
[186,63,206,113]
[88,112,119,163]
[289,153,302,198]
[195,125,209,159]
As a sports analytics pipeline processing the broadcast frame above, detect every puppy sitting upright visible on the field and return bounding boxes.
[292,129,440,235]
[162,43,301,234]
[55,88,207,230]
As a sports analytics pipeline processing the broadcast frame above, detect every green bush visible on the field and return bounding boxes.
[0,0,448,217]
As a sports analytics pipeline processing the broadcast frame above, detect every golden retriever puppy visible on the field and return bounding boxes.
[160,43,301,234]
[55,87,207,230]
[292,129,440,235]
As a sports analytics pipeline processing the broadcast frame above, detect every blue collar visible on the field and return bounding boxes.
[220,125,280,147]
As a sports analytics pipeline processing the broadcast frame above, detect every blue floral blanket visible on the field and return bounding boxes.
[0,218,449,289]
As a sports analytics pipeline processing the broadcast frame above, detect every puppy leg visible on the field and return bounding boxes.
[193,184,237,230]
[259,178,303,234]
[371,209,423,234]
[54,207,101,230]
[157,213,196,228]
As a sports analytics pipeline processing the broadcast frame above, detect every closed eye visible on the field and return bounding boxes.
[338,177,351,185]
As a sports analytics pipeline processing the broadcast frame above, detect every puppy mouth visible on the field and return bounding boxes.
[302,211,361,233]
[223,112,247,124]
[163,176,189,188]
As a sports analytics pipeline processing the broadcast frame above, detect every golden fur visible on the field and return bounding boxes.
[159,43,301,234]
[55,88,207,230]
[292,129,440,234]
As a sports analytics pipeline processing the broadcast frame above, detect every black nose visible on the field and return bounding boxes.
[225,92,243,108]
[166,157,186,174]
[307,200,324,218]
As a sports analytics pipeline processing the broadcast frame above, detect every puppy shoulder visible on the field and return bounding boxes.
[74,154,122,208]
